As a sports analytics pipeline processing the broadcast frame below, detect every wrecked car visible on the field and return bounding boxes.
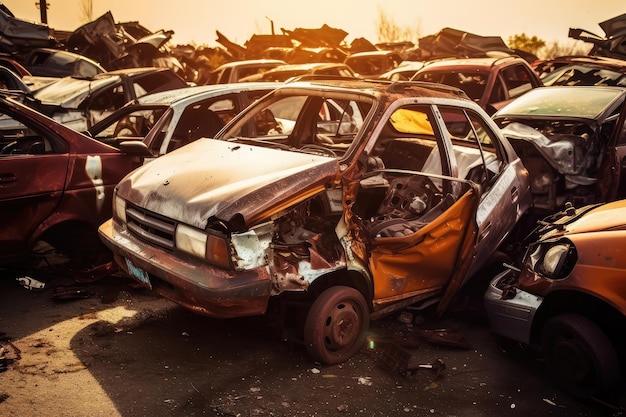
[206,59,287,85]
[534,55,626,87]
[492,86,626,217]
[87,82,283,155]
[10,67,188,132]
[484,199,626,403]
[411,56,542,115]
[98,79,530,364]
[242,62,358,82]
[22,47,106,79]
[344,50,404,79]
[0,91,143,276]
[568,13,626,61]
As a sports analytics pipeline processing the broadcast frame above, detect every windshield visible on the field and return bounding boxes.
[220,91,373,158]
[495,87,624,119]
[412,70,489,102]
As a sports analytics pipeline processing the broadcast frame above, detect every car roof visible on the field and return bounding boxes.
[346,50,402,58]
[215,59,287,69]
[419,56,522,70]
[264,78,471,101]
[269,62,349,71]
[135,82,283,105]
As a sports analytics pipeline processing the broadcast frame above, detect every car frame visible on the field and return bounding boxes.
[99,79,531,364]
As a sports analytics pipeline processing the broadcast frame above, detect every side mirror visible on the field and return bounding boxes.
[119,140,154,157]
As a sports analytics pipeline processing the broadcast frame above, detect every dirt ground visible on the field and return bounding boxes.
[0,261,622,417]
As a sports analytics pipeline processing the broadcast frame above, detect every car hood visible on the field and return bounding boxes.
[543,200,626,240]
[116,138,339,230]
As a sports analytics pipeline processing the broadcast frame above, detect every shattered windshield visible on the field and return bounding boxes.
[542,64,626,87]
[221,91,373,158]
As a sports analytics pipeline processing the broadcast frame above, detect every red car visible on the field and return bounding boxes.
[0,92,143,278]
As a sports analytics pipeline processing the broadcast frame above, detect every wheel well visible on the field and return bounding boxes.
[39,220,111,268]
[306,269,373,310]
[531,291,626,356]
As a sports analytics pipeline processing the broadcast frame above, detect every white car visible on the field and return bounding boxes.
[88,82,283,160]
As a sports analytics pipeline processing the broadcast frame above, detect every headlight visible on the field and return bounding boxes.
[537,242,576,279]
[175,224,232,268]
[113,195,126,223]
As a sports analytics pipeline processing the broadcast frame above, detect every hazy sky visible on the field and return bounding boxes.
[4,0,625,47]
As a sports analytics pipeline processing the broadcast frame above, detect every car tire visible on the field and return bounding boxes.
[304,286,369,365]
[541,313,620,401]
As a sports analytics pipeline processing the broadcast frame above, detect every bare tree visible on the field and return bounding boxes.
[79,0,93,24]
[375,7,421,44]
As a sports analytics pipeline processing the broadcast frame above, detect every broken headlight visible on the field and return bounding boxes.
[530,240,577,280]
[175,224,232,269]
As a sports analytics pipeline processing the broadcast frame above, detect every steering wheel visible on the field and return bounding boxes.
[1,140,18,154]
[299,144,337,157]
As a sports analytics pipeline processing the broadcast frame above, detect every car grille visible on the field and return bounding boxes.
[126,204,176,251]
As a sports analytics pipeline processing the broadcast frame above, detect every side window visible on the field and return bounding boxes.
[371,105,443,175]
[207,97,235,125]
[219,67,232,84]
[502,64,535,99]
[168,101,227,151]
[0,111,65,155]
[439,106,503,184]
[89,84,125,112]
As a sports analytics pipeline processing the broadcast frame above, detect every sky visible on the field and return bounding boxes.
[3,0,625,48]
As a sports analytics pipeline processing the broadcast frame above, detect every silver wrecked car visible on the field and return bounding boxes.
[99,79,531,364]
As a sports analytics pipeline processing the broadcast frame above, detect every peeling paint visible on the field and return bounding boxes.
[85,155,105,211]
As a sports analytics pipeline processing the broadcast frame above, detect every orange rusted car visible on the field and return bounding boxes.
[485,199,626,403]
[99,79,531,364]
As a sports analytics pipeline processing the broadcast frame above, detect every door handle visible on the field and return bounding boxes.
[0,172,16,185]
[511,186,519,203]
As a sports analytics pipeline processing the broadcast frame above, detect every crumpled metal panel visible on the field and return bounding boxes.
[0,8,54,53]
[502,122,597,185]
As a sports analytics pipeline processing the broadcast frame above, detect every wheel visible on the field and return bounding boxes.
[304,286,369,365]
[541,313,620,400]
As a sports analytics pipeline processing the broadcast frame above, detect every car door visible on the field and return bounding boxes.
[348,104,480,313]
[597,97,626,201]
[0,108,69,263]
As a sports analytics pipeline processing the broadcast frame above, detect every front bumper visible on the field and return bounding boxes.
[99,219,272,318]
[483,269,543,344]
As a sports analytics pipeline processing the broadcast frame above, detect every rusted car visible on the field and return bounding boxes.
[99,79,530,364]
[0,92,143,276]
[344,50,404,79]
[484,199,626,403]
[411,56,543,115]
[492,86,626,219]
